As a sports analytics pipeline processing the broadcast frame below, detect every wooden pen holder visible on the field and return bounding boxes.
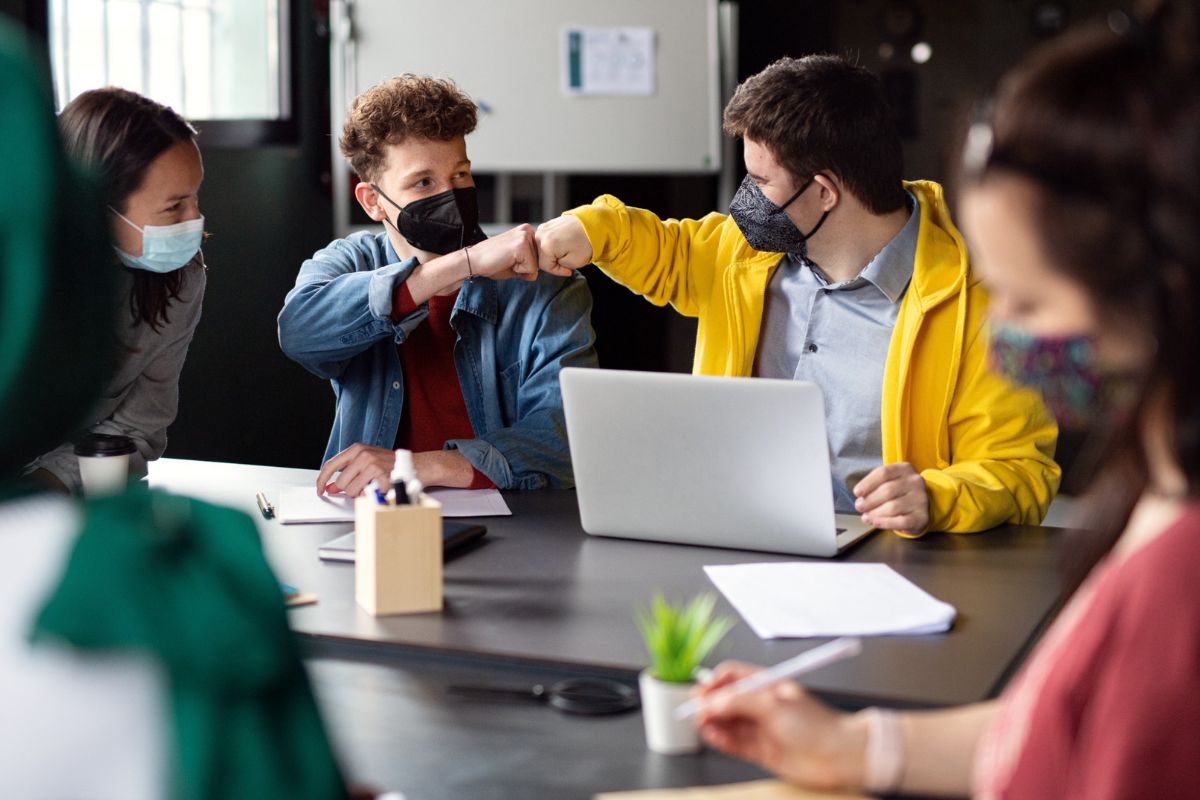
[354,494,443,616]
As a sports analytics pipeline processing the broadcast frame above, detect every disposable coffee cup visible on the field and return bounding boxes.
[74,434,136,496]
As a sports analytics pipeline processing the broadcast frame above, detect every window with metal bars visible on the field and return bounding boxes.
[48,0,294,146]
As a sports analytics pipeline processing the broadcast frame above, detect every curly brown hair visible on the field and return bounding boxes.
[340,74,478,182]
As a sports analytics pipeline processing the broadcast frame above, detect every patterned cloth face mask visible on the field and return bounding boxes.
[111,207,204,273]
[988,324,1140,430]
[728,174,829,259]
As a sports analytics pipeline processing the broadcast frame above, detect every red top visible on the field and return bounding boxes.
[974,501,1200,800]
[392,282,493,489]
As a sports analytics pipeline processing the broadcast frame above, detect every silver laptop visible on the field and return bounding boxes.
[560,368,874,557]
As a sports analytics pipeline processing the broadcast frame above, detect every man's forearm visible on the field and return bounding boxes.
[413,449,477,488]
[404,250,471,306]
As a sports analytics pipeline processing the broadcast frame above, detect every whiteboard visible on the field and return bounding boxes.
[333,0,723,173]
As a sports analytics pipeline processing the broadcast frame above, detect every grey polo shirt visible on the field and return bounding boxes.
[754,195,918,512]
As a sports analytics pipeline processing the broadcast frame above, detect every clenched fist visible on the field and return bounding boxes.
[535,216,593,277]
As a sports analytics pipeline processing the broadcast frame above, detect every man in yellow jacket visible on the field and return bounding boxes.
[535,55,1059,536]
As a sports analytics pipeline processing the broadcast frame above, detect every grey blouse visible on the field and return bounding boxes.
[25,253,206,492]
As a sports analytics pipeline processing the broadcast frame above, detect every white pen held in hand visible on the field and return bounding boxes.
[673,636,863,720]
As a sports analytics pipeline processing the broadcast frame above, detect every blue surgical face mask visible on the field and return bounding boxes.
[111,207,204,273]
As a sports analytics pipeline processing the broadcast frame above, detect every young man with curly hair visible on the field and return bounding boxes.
[279,74,597,494]
[535,56,1060,536]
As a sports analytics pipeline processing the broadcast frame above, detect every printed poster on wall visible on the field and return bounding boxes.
[561,27,656,96]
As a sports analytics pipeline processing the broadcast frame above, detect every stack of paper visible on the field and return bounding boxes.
[704,563,956,639]
[275,487,512,524]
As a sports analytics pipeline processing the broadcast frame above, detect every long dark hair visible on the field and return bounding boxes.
[58,87,198,332]
[961,3,1200,560]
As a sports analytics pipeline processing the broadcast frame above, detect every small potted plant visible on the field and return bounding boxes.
[635,592,734,754]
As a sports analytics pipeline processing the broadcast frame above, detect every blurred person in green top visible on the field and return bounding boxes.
[0,21,355,800]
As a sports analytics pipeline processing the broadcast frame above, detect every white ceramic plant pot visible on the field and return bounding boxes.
[639,669,705,755]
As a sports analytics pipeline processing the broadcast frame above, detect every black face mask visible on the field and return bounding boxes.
[728,174,828,259]
[371,184,487,255]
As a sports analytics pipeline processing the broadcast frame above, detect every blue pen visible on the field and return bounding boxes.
[279,582,298,596]
[367,479,387,505]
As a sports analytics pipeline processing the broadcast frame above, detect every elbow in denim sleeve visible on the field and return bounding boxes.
[368,258,420,321]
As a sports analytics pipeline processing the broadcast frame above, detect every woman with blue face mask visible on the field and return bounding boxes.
[24,88,206,494]
[690,4,1200,798]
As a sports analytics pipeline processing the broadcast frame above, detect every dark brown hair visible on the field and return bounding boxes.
[961,4,1200,558]
[340,74,477,182]
[58,87,199,333]
[723,55,907,215]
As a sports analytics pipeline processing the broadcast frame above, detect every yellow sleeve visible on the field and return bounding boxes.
[565,194,730,318]
[916,322,1062,535]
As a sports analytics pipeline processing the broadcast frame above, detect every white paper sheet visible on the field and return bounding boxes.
[275,487,511,524]
[424,488,512,517]
[276,489,355,524]
[704,563,956,639]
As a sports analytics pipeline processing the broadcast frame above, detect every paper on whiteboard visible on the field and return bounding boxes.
[562,27,655,96]
[704,562,956,639]
[276,487,512,524]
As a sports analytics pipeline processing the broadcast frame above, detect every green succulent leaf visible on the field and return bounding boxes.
[634,592,735,683]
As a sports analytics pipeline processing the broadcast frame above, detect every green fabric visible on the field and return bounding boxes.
[0,21,50,411]
[33,488,347,800]
[0,19,117,478]
[2,21,346,798]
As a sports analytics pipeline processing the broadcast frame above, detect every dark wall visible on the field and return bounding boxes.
[168,2,336,469]
[0,1,40,29]
[832,0,1123,192]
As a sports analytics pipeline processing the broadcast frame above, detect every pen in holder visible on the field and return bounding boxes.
[355,494,443,616]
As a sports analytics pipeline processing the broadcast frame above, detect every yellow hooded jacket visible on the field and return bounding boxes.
[566,180,1060,535]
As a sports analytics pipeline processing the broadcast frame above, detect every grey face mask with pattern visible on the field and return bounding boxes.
[728,174,829,258]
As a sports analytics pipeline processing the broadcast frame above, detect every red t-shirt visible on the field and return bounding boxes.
[974,501,1200,800]
[392,283,493,490]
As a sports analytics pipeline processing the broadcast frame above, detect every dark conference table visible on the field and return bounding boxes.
[150,459,1077,798]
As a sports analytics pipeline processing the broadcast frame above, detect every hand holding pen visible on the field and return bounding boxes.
[687,638,870,792]
[677,638,861,719]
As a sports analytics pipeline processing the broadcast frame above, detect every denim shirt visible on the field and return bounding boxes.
[278,231,598,489]
[755,194,918,511]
